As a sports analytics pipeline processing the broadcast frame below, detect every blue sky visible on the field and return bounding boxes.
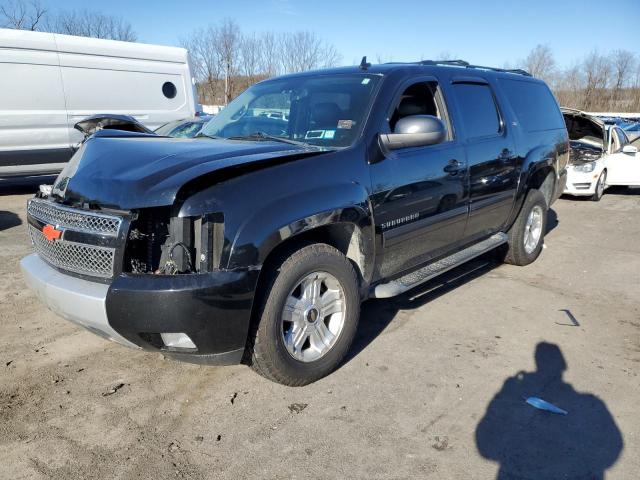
[42,0,639,67]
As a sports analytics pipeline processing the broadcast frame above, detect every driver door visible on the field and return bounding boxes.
[606,128,640,185]
[369,79,468,279]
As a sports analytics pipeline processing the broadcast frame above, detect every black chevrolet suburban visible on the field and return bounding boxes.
[21,60,568,386]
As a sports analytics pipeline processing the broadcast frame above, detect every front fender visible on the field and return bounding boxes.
[175,146,375,277]
[228,181,373,271]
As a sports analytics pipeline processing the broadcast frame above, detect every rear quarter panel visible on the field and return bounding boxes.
[493,77,569,222]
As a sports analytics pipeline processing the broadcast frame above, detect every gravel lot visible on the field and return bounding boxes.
[1,182,639,480]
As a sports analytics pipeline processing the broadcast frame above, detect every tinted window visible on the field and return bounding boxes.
[451,83,500,139]
[162,82,177,99]
[500,79,564,132]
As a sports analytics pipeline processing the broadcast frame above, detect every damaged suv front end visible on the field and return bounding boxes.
[20,131,333,365]
[21,146,266,364]
[20,71,380,365]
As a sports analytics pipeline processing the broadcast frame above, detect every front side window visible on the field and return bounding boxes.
[201,74,381,148]
[387,81,452,140]
[451,82,500,139]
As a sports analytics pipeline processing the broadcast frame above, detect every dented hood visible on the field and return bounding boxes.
[51,130,326,210]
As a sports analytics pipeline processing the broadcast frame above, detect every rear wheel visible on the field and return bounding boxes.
[591,170,606,202]
[249,243,360,386]
[503,189,547,266]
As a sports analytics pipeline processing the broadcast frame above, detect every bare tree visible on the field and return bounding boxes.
[553,63,584,109]
[217,18,241,104]
[0,0,46,30]
[260,31,282,77]
[321,42,341,69]
[239,32,264,89]
[582,50,612,110]
[280,31,341,74]
[522,44,556,82]
[611,50,636,107]
[45,9,137,41]
[181,27,223,105]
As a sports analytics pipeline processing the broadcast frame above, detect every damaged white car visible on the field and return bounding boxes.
[563,108,639,201]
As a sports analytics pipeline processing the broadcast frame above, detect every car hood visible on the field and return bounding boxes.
[51,130,328,210]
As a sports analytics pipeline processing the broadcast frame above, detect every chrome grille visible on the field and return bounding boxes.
[28,225,115,278]
[28,199,121,236]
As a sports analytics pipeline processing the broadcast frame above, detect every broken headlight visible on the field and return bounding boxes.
[124,208,224,274]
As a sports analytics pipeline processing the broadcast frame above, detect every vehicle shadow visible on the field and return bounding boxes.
[345,253,500,365]
[0,210,22,231]
[0,175,56,196]
[475,342,623,479]
[547,208,559,234]
[345,206,558,365]
[605,186,640,196]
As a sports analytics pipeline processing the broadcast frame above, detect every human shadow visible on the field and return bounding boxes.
[475,342,623,479]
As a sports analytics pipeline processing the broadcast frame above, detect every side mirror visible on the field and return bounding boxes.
[380,115,446,150]
[622,144,638,155]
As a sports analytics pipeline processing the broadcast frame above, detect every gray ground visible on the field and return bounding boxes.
[1,183,638,480]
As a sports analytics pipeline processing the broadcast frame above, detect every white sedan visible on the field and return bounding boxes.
[563,109,640,201]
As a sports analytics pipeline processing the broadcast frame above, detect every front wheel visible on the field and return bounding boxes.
[503,189,548,266]
[591,170,606,202]
[249,243,360,386]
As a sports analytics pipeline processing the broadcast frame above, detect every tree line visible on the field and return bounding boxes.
[2,1,639,113]
[180,19,341,105]
[0,0,136,41]
[518,45,640,113]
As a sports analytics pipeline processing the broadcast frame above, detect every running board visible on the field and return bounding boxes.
[373,232,508,298]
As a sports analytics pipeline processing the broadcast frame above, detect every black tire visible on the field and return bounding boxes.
[249,243,360,386]
[591,170,606,202]
[503,189,547,266]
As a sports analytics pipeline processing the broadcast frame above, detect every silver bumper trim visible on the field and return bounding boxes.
[20,254,138,349]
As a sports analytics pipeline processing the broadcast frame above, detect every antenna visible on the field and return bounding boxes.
[359,56,371,70]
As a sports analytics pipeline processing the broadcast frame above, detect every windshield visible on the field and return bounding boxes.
[201,74,381,148]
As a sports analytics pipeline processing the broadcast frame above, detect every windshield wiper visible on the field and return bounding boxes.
[228,132,309,147]
[194,132,220,139]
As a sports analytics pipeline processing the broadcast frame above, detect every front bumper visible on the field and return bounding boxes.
[563,168,601,196]
[21,253,260,365]
[20,254,137,348]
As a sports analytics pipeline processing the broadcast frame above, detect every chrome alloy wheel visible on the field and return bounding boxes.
[281,271,346,362]
[524,205,544,254]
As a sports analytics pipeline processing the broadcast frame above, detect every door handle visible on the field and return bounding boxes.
[444,159,466,174]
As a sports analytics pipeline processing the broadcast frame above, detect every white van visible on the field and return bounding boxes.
[0,28,197,177]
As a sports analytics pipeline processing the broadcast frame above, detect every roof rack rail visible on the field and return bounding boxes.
[386,59,532,77]
[418,59,470,67]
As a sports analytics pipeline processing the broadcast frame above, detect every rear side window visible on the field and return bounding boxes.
[499,79,564,132]
[451,83,500,139]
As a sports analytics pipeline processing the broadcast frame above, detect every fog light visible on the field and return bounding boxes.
[160,332,196,349]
